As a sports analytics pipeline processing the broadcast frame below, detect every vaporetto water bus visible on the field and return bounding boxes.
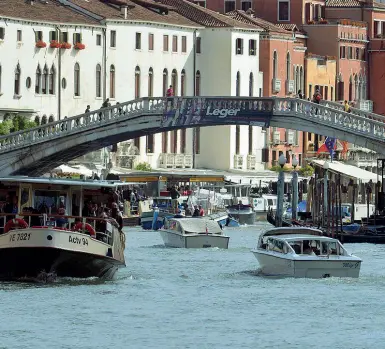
[0,176,132,281]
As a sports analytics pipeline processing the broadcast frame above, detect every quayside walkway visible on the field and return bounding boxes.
[0,96,384,176]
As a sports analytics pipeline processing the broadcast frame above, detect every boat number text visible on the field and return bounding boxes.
[69,236,89,246]
[9,232,31,242]
[343,262,360,269]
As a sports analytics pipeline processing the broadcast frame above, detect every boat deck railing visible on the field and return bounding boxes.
[0,213,118,245]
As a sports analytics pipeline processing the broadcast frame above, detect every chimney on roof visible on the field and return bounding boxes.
[121,5,128,19]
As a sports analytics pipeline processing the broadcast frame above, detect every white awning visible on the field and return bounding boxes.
[310,160,378,184]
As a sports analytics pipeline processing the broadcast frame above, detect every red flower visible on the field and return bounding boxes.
[35,40,47,48]
[74,42,85,50]
[60,42,72,49]
[50,40,61,48]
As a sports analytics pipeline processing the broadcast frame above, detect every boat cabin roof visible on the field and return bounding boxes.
[168,218,222,233]
[0,176,131,189]
[269,234,337,242]
[261,227,324,238]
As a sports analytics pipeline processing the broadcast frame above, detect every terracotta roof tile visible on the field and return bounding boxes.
[154,0,258,28]
[325,0,363,7]
[226,10,290,34]
[0,0,98,24]
[68,0,200,26]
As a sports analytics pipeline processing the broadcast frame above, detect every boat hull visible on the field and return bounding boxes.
[0,227,125,280]
[159,230,229,249]
[252,251,361,278]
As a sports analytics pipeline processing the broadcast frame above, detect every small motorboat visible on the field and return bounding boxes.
[252,227,362,278]
[160,217,229,249]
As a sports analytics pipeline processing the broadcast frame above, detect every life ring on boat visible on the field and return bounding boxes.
[72,222,96,237]
[4,218,29,234]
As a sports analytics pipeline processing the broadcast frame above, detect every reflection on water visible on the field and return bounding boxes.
[1,223,385,348]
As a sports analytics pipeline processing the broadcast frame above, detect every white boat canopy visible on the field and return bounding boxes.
[261,227,324,238]
[170,218,222,234]
[311,160,377,184]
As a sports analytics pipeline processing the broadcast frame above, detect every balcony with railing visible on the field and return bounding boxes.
[159,153,193,169]
[234,154,244,169]
[247,154,257,170]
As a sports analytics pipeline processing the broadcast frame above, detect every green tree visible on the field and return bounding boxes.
[135,162,152,171]
[0,119,13,135]
[299,164,315,177]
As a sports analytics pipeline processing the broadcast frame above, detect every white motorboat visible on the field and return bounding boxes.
[160,217,229,249]
[0,176,127,281]
[252,227,362,278]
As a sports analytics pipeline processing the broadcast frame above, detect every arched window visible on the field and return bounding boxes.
[273,51,278,79]
[195,70,201,96]
[135,66,140,99]
[295,66,300,95]
[148,68,153,97]
[42,64,48,94]
[110,65,115,98]
[74,63,80,97]
[14,63,21,95]
[41,114,47,125]
[337,73,344,101]
[162,68,168,96]
[235,125,240,154]
[48,115,54,123]
[49,65,55,95]
[249,72,254,97]
[171,69,178,96]
[35,65,42,94]
[34,115,40,126]
[181,69,186,97]
[299,66,304,93]
[248,125,253,154]
[354,74,359,100]
[349,75,353,101]
[286,52,291,81]
[236,71,241,96]
[96,64,101,98]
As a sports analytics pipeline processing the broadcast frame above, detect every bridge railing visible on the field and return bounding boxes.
[273,98,385,142]
[320,99,385,123]
[0,97,165,152]
[0,96,385,154]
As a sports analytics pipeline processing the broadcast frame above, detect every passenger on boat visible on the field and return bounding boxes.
[82,201,95,217]
[192,205,200,217]
[198,205,204,216]
[170,185,180,212]
[111,203,123,230]
[303,241,316,255]
[56,207,68,228]
[174,210,184,218]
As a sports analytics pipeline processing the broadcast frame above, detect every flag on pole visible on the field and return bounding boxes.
[317,137,337,158]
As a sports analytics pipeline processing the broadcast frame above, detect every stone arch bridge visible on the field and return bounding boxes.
[0,96,384,176]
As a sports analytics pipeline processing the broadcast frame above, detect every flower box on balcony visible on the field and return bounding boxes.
[35,40,47,48]
[307,20,315,24]
[319,20,328,24]
[74,42,85,50]
[50,40,61,48]
[60,42,72,49]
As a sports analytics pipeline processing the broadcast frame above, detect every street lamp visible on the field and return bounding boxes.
[323,161,329,229]
[291,155,299,220]
[276,154,287,227]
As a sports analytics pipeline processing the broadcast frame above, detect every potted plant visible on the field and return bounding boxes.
[319,19,328,24]
[35,40,47,48]
[74,42,85,50]
[307,20,315,24]
[308,142,314,151]
[60,42,72,49]
[50,40,61,48]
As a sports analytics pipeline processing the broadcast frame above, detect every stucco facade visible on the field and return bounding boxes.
[0,0,266,173]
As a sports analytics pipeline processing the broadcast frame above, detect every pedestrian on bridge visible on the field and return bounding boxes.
[312,89,322,104]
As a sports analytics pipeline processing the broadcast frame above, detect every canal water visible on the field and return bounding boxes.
[0,223,384,349]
